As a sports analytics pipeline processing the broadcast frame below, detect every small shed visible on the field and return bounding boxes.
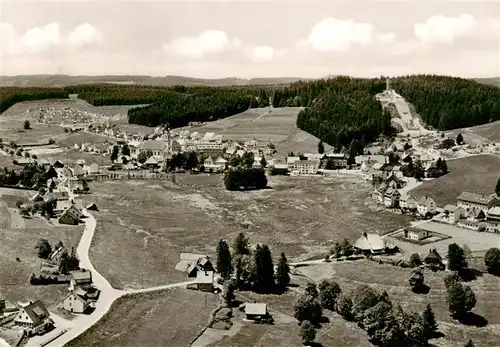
[245,303,268,321]
[424,249,442,266]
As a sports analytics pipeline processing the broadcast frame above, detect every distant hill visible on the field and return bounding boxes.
[0,75,309,87]
[473,77,500,88]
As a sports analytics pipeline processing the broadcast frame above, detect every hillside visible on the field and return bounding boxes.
[474,77,500,88]
[0,75,306,88]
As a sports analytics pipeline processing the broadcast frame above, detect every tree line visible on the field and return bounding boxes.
[0,163,57,189]
[390,75,500,130]
[216,232,290,294]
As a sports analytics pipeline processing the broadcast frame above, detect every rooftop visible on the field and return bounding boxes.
[354,233,385,251]
[245,303,267,315]
[457,192,496,206]
[196,270,214,284]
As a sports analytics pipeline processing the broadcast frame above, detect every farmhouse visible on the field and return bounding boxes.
[486,206,500,233]
[403,227,429,241]
[195,271,214,292]
[62,288,90,313]
[457,192,497,214]
[291,159,320,175]
[457,219,483,231]
[14,301,53,335]
[424,249,443,266]
[70,269,92,285]
[442,205,464,224]
[177,253,213,277]
[372,183,389,204]
[417,196,437,217]
[286,156,300,169]
[385,175,404,189]
[354,232,385,255]
[144,156,159,169]
[383,187,401,208]
[244,303,268,322]
[58,205,82,225]
[399,193,417,211]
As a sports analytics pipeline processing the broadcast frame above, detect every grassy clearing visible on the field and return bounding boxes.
[447,120,500,144]
[410,154,500,207]
[57,132,114,148]
[297,260,500,346]
[84,174,409,290]
[46,149,112,166]
[0,219,84,309]
[181,107,332,155]
[66,288,218,347]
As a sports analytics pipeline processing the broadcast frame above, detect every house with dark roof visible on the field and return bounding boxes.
[58,205,82,225]
[372,183,389,204]
[383,187,401,208]
[14,301,53,335]
[424,249,443,266]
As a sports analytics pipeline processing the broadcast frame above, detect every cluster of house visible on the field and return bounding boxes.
[176,253,216,292]
[62,269,100,314]
[28,107,99,125]
[439,192,500,233]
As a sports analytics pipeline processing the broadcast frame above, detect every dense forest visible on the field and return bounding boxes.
[391,75,500,130]
[127,90,259,127]
[0,87,68,114]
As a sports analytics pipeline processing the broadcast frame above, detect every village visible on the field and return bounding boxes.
[1,82,500,347]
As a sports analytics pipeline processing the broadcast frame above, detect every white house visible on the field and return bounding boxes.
[286,156,300,170]
[442,205,464,224]
[399,193,417,211]
[14,301,53,335]
[457,192,497,214]
[486,206,500,233]
[58,205,83,225]
[383,187,401,208]
[417,196,437,216]
[403,227,429,241]
[62,288,90,313]
[291,159,320,175]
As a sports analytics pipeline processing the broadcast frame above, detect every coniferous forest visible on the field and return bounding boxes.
[1,75,500,148]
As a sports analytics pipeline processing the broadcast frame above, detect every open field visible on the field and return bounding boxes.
[82,174,409,290]
[66,288,219,347]
[410,154,500,207]
[46,149,112,166]
[447,120,500,144]
[57,132,114,148]
[179,107,332,155]
[297,260,500,347]
[0,120,66,145]
[0,190,84,309]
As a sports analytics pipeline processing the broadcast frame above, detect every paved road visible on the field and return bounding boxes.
[126,280,196,295]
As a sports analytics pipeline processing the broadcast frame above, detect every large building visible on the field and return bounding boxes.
[457,192,497,213]
[14,301,53,335]
[486,206,500,233]
[353,232,385,254]
[290,159,320,175]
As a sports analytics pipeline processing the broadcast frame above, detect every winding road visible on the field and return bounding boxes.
[26,202,194,347]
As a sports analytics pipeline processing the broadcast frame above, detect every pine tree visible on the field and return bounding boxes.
[233,232,249,256]
[317,140,325,154]
[216,239,232,279]
[456,133,464,145]
[254,244,275,293]
[275,252,290,292]
[495,177,500,196]
[464,339,475,347]
[421,304,438,339]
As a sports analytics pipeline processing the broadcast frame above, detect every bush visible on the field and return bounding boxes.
[484,247,500,275]
[23,120,31,130]
[48,138,55,145]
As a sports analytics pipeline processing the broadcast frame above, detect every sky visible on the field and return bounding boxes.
[1,0,499,78]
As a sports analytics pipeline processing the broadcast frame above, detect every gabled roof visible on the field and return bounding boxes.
[399,192,416,201]
[196,271,214,284]
[144,156,158,165]
[488,206,500,216]
[376,183,389,194]
[354,233,385,251]
[70,269,92,282]
[384,187,400,197]
[425,249,442,262]
[245,303,267,315]
[457,192,496,206]
[418,196,434,205]
[21,301,49,326]
[286,156,300,164]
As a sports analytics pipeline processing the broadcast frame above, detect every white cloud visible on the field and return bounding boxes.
[67,23,103,47]
[414,14,478,44]
[162,30,234,59]
[1,22,102,55]
[305,17,374,52]
[250,45,275,62]
[376,32,396,44]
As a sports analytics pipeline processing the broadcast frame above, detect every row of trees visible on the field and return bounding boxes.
[294,280,440,347]
[216,233,290,294]
[0,87,68,115]
[0,163,57,189]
